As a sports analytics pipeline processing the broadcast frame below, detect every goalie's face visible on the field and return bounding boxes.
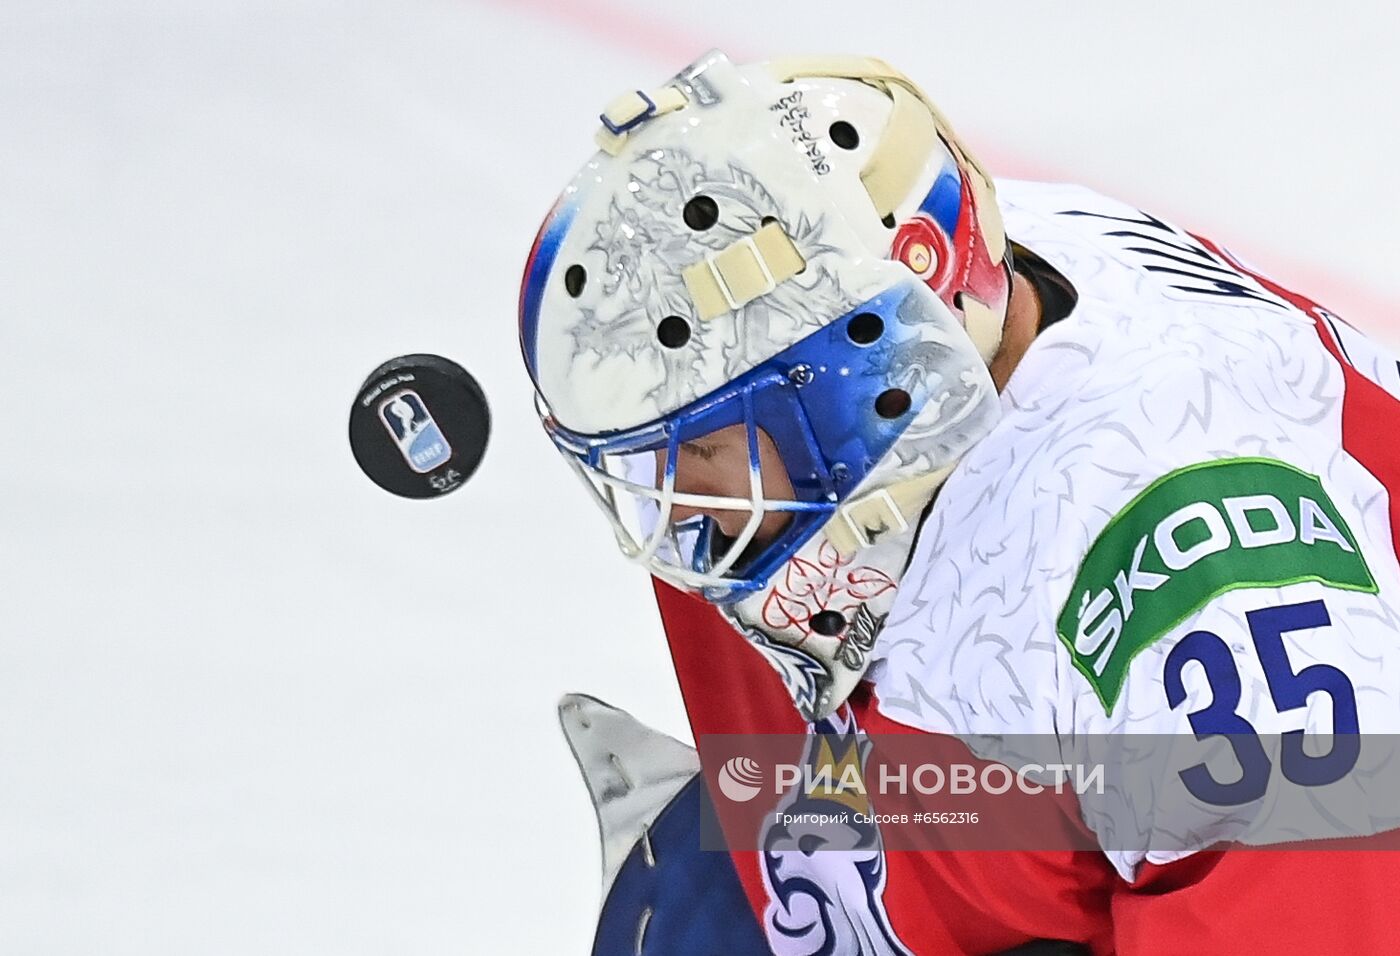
[541,362,844,601]
[667,423,795,546]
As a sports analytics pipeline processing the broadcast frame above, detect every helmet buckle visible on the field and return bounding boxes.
[595,85,689,154]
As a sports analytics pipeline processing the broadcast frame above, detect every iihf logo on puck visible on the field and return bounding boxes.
[716,756,765,803]
[378,389,452,473]
[349,354,491,500]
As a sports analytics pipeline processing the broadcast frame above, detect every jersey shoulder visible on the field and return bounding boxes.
[994,179,1311,334]
[871,325,1347,738]
[877,183,1400,875]
[873,184,1380,740]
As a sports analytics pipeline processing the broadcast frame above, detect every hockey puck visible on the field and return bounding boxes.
[348,354,490,499]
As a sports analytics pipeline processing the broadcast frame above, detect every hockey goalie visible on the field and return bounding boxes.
[519,50,1400,954]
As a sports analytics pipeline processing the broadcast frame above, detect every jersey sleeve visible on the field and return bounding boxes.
[1114,846,1400,954]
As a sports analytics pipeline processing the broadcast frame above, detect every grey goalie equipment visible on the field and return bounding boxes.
[560,694,779,955]
[558,693,699,899]
[561,695,915,956]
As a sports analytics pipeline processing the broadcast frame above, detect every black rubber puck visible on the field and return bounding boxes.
[349,354,490,499]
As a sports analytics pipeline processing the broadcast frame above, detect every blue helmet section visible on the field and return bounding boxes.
[548,280,937,599]
[592,775,770,956]
[919,167,963,235]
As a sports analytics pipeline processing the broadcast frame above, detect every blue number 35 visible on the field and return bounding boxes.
[1162,599,1360,806]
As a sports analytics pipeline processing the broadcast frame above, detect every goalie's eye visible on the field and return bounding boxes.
[679,439,720,461]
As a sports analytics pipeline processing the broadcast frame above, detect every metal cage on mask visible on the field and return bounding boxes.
[542,282,938,602]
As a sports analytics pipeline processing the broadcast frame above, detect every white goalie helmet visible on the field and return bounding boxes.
[520,51,1011,719]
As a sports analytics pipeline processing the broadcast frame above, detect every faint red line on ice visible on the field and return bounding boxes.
[486,0,1400,328]
[494,0,729,64]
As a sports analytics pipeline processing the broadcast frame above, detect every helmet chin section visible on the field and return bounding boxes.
[723,519,926,722]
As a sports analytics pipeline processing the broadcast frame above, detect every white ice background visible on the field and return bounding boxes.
[3,1,1398,952]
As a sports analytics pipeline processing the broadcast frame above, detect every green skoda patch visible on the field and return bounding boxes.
[1056,458,1376,713]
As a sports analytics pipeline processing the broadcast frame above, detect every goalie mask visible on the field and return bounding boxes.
[520,51,1010,720]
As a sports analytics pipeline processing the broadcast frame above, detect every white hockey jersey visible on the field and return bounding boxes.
[869,180,1400,878]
